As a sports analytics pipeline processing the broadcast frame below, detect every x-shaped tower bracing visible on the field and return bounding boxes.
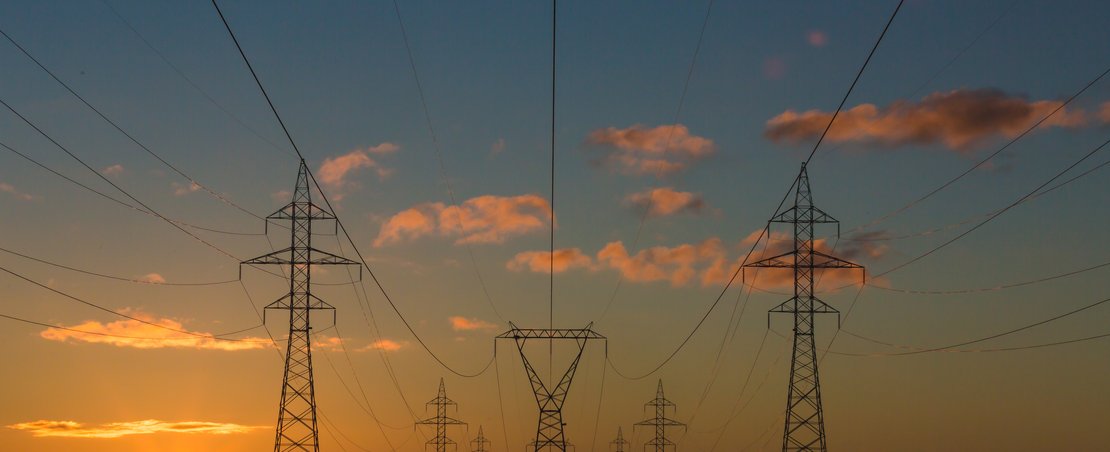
[497,322,605,452]
[634,380,686,452]
[416,378,467,452]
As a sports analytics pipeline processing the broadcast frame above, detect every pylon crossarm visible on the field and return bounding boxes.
[267,201,337,221]
[241,247,361,267]
[745,249,797,268]
[496,327,605,340]
[772,204,839,224]
[809,249,863,269]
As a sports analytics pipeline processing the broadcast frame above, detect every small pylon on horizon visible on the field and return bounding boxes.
[416,378,467,452]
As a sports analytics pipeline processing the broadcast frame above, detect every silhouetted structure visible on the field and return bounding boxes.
[744,163,863,451]
[242,160,360,452]
[633,380,686,452]
[497,322,604,451]
[610,427,628,452]
[416,378,467,452]
[471,425,492,452]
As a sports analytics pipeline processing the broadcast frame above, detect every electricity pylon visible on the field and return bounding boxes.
[744,163,863,452]
[242,160,361,452]
[497,322,605,451]
[610,427,628,452]
[633,380,686,452]
[472,425,492,452]
[416,378,467,452]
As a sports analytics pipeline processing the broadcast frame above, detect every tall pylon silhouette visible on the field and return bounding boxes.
[472,425,492,452]
[610,427,628,452]
[633,380,686,452]
[416,378,467,452]
[497,322,604,451]
[744,163,864,451]
[242,160,361,452]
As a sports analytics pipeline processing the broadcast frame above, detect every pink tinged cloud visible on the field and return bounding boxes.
[101,164,124,176]
[449,316,499,332]
[172,181,201,196]
[363,339,404,352]
[0,182,35,201]
[807,30,828,47]
[765,89,1089,151]
[374,194,552,246]
[39,315,269,351]
[506,248,594,274]
[317,144,399,200]
[7,419,265,438]
[624,187,705,217]
[596,238,726,287]
[1100,101,1110,124]
[586,124,715,177]
[138,273,166,284]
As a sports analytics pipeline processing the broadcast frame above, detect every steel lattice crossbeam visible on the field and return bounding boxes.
[634,380,686,452]
[497,322,604,452]
[416,378,466,452]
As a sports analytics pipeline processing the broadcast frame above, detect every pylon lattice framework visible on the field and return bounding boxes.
[496,322,605,452]
[472,425,492,452]
[744,163,864,452]
[633,380,686,452]
[416,378,467,452]
[242,160,361,452]
[610,427,628,452]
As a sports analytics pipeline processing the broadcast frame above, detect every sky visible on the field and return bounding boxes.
[0,0,1109,450]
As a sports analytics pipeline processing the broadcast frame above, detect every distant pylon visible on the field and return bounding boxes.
[242,160,360,452]
[633,380,686,452]
[610,427,628,452]
[416,378,467,452]
[744,163,864,452]
[472,425,492,452]
[496,322,605,451]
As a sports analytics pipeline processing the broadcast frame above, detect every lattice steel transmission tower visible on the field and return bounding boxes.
[744,163,863,452]
[472,425,492,452]
[610,427,628,452]
[497,322,605,451]
[416,378,467,452]
[242,160,361,452]
[633,380,686,452]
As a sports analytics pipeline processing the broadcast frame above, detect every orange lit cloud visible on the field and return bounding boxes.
[7,419,264,439]
[1100,101,1110,124]
[374,194,552,246]
[171,181,201,196]
[449,316,499,332]
[318,144,398,200]
[586,124,715,177]
[765,89,1088,151]
[624,187,705,217]
[101,164,124,176]
[137,273,166,284]
[361,339,405,352]
[40,314,268,351]
[597,238,725,287]
[0,182,35,201]
[506,248,594,274]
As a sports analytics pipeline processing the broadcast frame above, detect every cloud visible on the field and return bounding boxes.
[312,336,343,351]
[586,124,715,177]
[624,187,705,217]
[449,316,499,332]
[765,89,1089,151]
[137,273,166,284]
[506,248,594,274]
[101,164,124,176]
[7,419,264,439]
[270,190,292,202]
[318,144,398,200]
[361,339,404,352]
[0,182,35,201]
[374,194,552,246]
[597,238,726,287]
[490,138,506,156]
[807,30,828,47]
[39,313,268,351]
[1100,101,1110,124]
[172,181,201,196]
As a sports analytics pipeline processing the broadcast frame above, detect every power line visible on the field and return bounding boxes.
[0,25,266,222]
[211,0,495,378]
[0,244,239,286]
[870,260,1110,295]
[390,0,505,323]
[0,311,264,342]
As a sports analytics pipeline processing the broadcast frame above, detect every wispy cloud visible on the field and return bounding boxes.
[137,273,166,284]
[807,30,828,47]
[8,419,264,439]
[449,316,499,332]
[597,238,725,287]
[172,181,201,196]
[359,339,405,352]
[506,248,594,274]
[765,89,1089,151]
[374,194,552,246]
[624,187,705,218]
[318,143,399,200]
[40,313,268,351]
[101,164,124,177]
[1100,101,1110,124]
[586,124,715,177]
[0,182,35,201]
